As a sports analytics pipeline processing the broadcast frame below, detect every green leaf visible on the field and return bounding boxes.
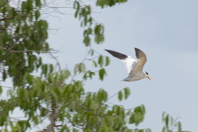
[2,32,8,46]
[18,88,24,98]
[99,125,108,132]
[83,30,87,37]
[94,24,100,34]
[86,5,91,14]
[100,25,104,34]
[3,69,7,81]
[98,55,103,67]
[0,0,6,6]
[105,56,110,66]
[0,115,6,126]
[138,130,143,132]
[74,9,79,18]
[41,83,45,92]
[177,122,182,132]
[92,60,97,67]
[162,112,166,121]
[35,0,41,7]
[83,72,88,79]
[74,63,79,74]
[101,89,107,101]
[83,36,90,46]
[124,87,131,99]
[94,34,105,44]
[27,0,33,12]
[129,114,135,124]
[88,49,94,56]
[73,128,79,132]
[162,127,167,132]
[41,64,48,77]
[0,86,2,94]
[33,116,39,124]
[99,68,106,81]
[94,35,100,44]
[87,27,92,34]
[90,71,95,78]
[49,64,53,73]
[64,70,70,79]
[146,128,152,132]
[35,10,40,20]
[88,17,93,25]
[73,1,78,9]
[78,63,86,73]
[54,87,60,95]
[96,0,127,7]
[165,115,169,127]
[118,91,123,101]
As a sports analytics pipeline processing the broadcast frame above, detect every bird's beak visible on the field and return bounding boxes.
[147,76,152,81]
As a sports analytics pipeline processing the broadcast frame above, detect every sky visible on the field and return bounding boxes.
[41,0,198,132]
[4,0,198,132]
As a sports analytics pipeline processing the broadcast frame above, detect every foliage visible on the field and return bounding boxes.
[0,0,48,86]
[96,0,128,8]
[162,112,190,132]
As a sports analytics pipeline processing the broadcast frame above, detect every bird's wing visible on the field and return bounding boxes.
[131,48,147,75]
[105,49,137,74]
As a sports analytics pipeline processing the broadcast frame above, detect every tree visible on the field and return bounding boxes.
[0,0,189,132]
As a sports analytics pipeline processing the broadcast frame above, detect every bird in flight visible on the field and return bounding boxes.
[105,48,152,82]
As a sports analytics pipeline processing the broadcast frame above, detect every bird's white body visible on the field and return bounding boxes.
[105,48,151,82]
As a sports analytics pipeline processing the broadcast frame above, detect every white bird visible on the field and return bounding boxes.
[105,48,152,82]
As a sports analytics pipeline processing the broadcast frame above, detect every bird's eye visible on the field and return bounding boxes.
[145,72,148,75]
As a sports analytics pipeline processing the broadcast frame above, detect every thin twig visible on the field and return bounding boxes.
[107,90,120,101]
[48,52,61,71]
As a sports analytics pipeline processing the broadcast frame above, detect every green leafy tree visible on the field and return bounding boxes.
[161,112,190,132]
[0,0,190,132]
[0,0,48,86]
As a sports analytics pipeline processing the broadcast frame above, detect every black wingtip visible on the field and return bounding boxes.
[104,49,128,60]
[134,47,140,51]
[134,48,146,59]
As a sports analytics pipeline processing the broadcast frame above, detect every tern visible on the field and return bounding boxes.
[105,48,152,82]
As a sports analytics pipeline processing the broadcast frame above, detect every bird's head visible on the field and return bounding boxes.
[145,71,152,81]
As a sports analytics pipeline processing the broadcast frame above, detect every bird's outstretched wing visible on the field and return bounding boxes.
[130,48,147,76]
[105,49,137,74]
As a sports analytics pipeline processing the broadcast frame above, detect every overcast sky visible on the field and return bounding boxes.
[5,0,192,131]
[43,0,198,132]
